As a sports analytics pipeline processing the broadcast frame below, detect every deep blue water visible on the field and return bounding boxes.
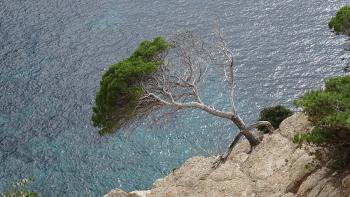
[0,0,349,196]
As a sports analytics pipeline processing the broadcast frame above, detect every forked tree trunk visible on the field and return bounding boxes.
[231,115,260,147]
[148,94,274,168]
[212,115,274,168]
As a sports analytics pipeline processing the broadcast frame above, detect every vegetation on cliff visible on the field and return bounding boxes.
[293,75,350,169]
[258,105,293,133]
[328,6,350,35]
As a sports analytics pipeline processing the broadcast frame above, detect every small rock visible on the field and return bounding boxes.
[344,64,350,73]
[342,174,350,188]
[130,190,150,197]
[281,193,295,197]
[103,189,130,197]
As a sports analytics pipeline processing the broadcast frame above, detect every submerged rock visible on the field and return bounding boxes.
[344,64,350,73]
[105,113,348,197]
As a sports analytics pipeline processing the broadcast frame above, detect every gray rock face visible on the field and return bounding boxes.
[104,113,348,197]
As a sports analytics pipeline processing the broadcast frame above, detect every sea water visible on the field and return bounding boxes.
[0,0,349,196]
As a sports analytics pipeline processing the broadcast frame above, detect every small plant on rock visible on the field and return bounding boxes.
[258,105,293,133]
[328,6,350,35]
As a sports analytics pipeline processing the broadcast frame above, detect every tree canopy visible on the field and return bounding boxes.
[92,37,170,135]
[294,76,350,130]
[328,6,350,35]
[293,75,350,169]
[92,31,275,167]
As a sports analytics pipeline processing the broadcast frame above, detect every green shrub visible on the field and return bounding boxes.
[258,105,293,133]
[1,178,42,197]
[92,37,170,135]
[328,6,350,35]
[294,75,350,170]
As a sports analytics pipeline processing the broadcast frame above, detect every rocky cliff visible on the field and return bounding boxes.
[104,113,350,197]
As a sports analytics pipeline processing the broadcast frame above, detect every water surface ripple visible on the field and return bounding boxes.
[0,0,349,196]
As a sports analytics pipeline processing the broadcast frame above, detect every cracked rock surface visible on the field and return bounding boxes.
[105,113,349,197]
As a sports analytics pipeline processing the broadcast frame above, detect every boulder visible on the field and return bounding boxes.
[279,112,313,140]
[103,189,139,197]
[297,167,329,196]
[342,174,350,188]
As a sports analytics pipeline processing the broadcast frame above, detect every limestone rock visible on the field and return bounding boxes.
[104,113,345,197]
[306,178,341,197]
[342,174,350,188]
[317,182,340,197]
[279,112,313,140]
[286,152,317,192]
[130,190,150,197]
[281,193,295,197]
[103,189,139,197]
[297,167,329,196]
[243,133,294,180]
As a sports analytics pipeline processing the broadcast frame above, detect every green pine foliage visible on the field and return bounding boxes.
[92,37,170,135]
[258,105,293,133]
[293,75,350,169]
[328,6,350,35]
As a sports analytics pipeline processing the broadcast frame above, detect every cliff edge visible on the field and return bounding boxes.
[104,113,350,197]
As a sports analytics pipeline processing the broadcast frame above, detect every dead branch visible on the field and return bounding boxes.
[133,30,272,169]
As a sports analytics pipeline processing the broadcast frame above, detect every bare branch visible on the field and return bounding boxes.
[145,93,233,120]
[212,24,238,113]
[133,29,262,167]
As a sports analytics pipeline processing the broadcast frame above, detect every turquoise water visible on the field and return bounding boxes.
[0,0,349,196]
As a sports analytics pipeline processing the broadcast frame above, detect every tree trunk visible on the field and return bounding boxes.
[212,115,261,168]
[212,118,275,168]
[231,115,260,147]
